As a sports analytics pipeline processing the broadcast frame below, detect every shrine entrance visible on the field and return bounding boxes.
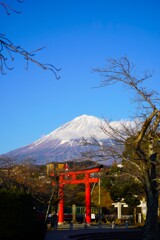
[51,165,102,224]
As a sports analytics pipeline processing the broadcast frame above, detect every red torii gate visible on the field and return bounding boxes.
[51,165,102,224]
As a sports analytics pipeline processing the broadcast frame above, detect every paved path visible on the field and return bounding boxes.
[45,224,143,240]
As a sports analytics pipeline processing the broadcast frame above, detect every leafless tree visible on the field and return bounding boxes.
[85,56,160,240]
[0,1,61,79]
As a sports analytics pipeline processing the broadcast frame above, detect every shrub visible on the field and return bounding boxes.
[0,188,35,239]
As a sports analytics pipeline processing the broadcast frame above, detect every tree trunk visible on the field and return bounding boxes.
[143,134,159,240]
[143,160,159,240]
[143,191,158,240]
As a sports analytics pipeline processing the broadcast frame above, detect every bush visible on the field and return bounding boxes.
[0,188,38,239]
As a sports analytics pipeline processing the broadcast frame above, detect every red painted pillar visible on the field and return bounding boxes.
[58,194,64,224]
[85,173,91,224]
[58,176,64,224]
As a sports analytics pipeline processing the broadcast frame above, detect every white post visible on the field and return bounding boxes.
[138,199,147,221]
[112,202,128,219]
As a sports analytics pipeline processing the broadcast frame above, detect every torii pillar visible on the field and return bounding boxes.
[85,172,91,223]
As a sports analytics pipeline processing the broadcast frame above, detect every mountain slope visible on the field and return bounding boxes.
[3,115,134,165]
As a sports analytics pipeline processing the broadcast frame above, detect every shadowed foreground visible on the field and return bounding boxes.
[45,224,144,240]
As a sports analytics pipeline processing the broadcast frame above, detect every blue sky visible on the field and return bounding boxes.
[0,0,160,154]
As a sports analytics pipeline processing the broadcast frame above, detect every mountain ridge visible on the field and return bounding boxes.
[2,115,134,165]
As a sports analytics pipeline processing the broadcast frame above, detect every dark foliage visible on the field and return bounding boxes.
[0,188,46,240]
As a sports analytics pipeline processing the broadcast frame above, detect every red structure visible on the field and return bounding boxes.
[51,165,102,224]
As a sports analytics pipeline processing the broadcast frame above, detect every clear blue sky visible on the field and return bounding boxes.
[0,0,160,154]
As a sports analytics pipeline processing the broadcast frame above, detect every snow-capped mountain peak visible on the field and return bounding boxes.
[29,114,106,149]
[44,114,105,139]
[3,114,135,165]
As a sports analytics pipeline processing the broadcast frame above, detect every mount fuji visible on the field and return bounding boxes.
[3,115,133,165]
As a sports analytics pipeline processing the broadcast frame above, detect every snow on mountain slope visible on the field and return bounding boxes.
[30,115,106,148]
[3,115,135,165]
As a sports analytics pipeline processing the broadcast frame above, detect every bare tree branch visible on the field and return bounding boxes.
[0,0,22,15]
[0,1,61,79]
[0,33,61,79]
[93,56,159,110]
